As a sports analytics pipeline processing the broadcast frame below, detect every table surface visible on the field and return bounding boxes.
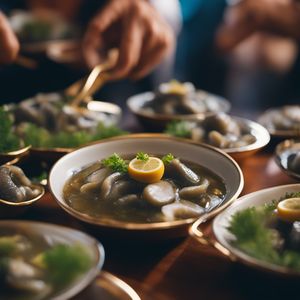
[19,150,299,300]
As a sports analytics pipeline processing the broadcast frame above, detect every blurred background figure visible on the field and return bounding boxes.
[0,11,19,64]
[0,0,299,116]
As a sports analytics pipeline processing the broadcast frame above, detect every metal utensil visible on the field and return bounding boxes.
[70,49,118,107]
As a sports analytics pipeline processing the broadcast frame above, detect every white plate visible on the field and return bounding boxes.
[213,184,300,276]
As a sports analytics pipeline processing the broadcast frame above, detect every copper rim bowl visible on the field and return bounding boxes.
[0,183,45,218]
[275,139,300,180]
[127,91,231,131]
[0,145,31,165]
[49,134,244,239]
[190,184,300,277]
[165,116,270,162]
[0,220,105,300]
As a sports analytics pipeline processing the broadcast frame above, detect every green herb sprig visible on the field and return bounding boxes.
[165,121,192,138]
[136,152,149,161]
[0,106,21,153]
[38,244,92,286]
[102,153,128,173]
[228,192,300,271]
[162,153,174,164]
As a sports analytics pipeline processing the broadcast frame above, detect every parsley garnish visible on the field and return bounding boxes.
[136,152,149,161]
[162,153,174,164]
[102,153,128,173]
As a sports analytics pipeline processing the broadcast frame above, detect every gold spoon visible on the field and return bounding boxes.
[69,49,118,108]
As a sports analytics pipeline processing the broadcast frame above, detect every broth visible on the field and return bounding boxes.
[63,154,226,223]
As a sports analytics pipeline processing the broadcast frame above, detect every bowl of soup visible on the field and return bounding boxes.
[0,220,105,300]
[49,134,243,239]
[165,113,270,161]
[127,81,231,131]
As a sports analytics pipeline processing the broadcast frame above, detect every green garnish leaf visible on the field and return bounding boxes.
[20,122,127,149]
[165,121,192,138]
[228,191,300,271]
[0,106,21,153]
[102,153,128,173]
[0,236,19,256]
[136,152,149,161]
[162,153,174,164]
[40,244,92,286]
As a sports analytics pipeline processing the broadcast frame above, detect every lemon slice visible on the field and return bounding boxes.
[277,198,300,222]
[128,157,164,183]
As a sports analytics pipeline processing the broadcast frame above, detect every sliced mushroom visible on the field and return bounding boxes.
[288,152,300,174]
[208,131,229,148]
[100,172,124,199]
[116,194,139,206]
[0,166,38,202]
[162,200,204,220]
[168,159,200,185]
[191,127,205,142]
[71,162,103,185]
[7,277,50,294]
[179,179,209,200]
[203,113,240,136]
[143,181,176,207]
[80,168,111,193]
[107,180,136,201]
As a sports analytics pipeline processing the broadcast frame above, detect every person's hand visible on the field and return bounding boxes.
[83,0,175,80]
[216,0,300,52]
[0,12,19,64]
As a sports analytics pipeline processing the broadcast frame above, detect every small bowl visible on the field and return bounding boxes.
[0,183,45,218]
[191,184,300,277]
[0,145,31,165]
[49,134,243,240]
[0,220,105,300]
[275,139,300,180]
[27,100,122,165]
[166,116,270,162]
[258,107,300,139]
[127,91,231,131]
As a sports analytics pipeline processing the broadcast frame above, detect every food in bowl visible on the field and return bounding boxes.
[259,105,300,135]
[0,221,103,300]
[288,152,300,174]
[0,107,23,154]
[9,10,78,43]
[141,80,228,115]
[165,113,257,149]
[228,191,300,272]
[0,165,41,203]
[6,93,125,149]
[63,152,226,223]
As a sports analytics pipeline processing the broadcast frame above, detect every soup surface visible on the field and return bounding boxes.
[63,153,226,223]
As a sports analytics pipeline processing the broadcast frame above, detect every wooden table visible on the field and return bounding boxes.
[19,151,299,300]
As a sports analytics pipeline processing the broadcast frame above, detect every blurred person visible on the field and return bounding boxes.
[215,0,300,113]
[0,11,19,64]
[83,0,176,80]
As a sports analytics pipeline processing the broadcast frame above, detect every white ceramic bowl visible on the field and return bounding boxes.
[49,134,243,238]
[127,91,231,131]
[212,184,300,276]
[0,220,105,300]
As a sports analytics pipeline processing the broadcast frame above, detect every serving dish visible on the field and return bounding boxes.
[0,145,31,165]
[258,106,300,139]
[6,94,123,164]
[190,184,300,277]
[127,82,231,131]
[9,10,79,54]
[0,220,105,300]
[75,271,140,300]
[165,115,270,161]
[0,164,45,218]
[275,139,300,181]
[49,134,243,240]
